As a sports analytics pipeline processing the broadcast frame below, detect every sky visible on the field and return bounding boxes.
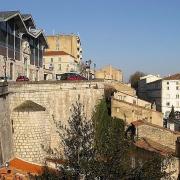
[1,0,180,81]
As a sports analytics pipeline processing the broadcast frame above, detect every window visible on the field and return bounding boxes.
[56,44,60,50]
[51,58,53,63]
[176,94,179,99]
[176,81,179,85]
[167,82,169,85]
[167,87,169,90]
[176,86,179,90]
[58,64,61,71]
[58,57,61,62]
[176,101,179,107]
[166,102,170,106]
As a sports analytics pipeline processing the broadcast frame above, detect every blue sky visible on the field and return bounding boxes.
[1,0,180,81]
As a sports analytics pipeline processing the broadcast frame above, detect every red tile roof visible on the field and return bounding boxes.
[43,51,75,58]
[163,73,180,80]
[0,158,43,179]
[135,138,175,156]
[10,158,43,174]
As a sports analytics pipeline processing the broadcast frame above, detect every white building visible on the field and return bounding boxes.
[138,74,180,120]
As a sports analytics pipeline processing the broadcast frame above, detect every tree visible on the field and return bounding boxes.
[38,99,173,180]
[92,99,132,179]
[129,71,146,91]
[169,105,175,121]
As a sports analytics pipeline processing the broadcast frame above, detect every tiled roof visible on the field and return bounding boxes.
[163,73,180,80]
[13,100,46,112]
[10,158,43,174]
[0,158,43,179]
[135,138,175,156]
[44,51,75,58]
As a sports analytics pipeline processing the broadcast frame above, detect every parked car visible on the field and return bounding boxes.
[16,75,29,82]
[60,73,87,81]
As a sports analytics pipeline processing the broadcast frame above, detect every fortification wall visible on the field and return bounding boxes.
[0,83,12,163]
[8,81,104,164]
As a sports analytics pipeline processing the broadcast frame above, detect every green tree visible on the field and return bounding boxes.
[129,71,146,91]
[38,99,173,180]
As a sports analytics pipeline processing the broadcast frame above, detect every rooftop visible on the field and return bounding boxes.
[135,137,175,156]
[132,120,180,135]
[0,11,19,21]
[163,73,180,80]
[43,51,75,58]
[0,158,43,179]
[13,100,46,112]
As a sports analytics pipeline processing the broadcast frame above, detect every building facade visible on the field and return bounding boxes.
[43,51,80,80]
[112,92,163,126]
[46,34,82,63]
[95,65,123,82]
[138,74,180,123]
[0,11,48,81]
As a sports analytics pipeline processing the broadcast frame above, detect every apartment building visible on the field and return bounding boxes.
[43,51,80,80]
[0,11,48,81]
[46,34,82,63]
[138,74,180,120]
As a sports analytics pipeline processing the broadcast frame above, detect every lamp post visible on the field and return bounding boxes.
[3,56,7,82]
[85,60,92,80]
[93,63,96,79]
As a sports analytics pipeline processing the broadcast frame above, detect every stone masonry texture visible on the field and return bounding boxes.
[8,81,104,165]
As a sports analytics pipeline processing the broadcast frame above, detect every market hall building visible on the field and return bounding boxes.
[0,11,48,81]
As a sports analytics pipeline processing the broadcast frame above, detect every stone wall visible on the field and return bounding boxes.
[0,83,12,163]
[111,98,163,126]
[136,121,180,150]
[8,81,104,164]
[11,111,51,164]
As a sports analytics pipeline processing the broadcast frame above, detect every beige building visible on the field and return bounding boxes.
[105,82,136,96]
[114,91,152,109]
[111,92,163,126]
[46,34,82,63]
[95,65,123,82]
[43,51,79,80]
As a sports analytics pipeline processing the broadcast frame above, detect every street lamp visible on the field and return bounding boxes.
[85,60,92,80]
[3,56,7,82]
